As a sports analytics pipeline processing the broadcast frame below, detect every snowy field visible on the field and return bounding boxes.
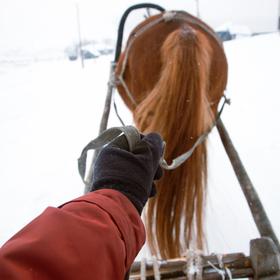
[0,32,280,259]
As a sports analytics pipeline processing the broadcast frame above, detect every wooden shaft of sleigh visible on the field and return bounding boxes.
[216,119,280,252]
[84,62,116,194]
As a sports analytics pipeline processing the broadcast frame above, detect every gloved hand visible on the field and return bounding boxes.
[92,133,164,214]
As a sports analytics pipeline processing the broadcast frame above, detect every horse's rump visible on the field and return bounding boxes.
[116,11,228,258]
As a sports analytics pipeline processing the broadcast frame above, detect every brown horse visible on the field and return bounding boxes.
[115,11,228,259]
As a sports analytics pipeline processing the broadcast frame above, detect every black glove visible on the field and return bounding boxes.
[92,133,164,214]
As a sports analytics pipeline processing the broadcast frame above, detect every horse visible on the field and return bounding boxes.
[115,10,228,259]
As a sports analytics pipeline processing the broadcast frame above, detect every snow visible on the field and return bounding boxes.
[1,32,280,260]
[206,32,280,254]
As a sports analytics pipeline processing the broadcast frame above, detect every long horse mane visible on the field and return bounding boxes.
[116,11,228,258]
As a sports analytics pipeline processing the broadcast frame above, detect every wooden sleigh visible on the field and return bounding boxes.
[81,3,280,279]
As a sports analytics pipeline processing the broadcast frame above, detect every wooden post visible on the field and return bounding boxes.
[130,253,253,279]
[250,237,280,279]
[97,62,116,135]
[129,245,280,279]
[83,62,116,193]
[216,119,280,252]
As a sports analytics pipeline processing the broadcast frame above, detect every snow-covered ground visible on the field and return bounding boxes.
[0,33,280,259]
[206,32,280,254]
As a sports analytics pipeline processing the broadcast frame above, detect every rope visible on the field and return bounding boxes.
[207,254,233,280]
[116,14,165,105]
[113,95,126,126]
[185,250,203,280]
[207,261,225,280]
[194,251,203,280]
[111,89,230,171]
[78,126,141,183]
[152,256,161,280]
[163,11,176,21]
[140,258,146,280]
[160,95,230,170]
[78,95,230,185]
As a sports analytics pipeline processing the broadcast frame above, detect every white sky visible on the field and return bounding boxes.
[0,0,278,52]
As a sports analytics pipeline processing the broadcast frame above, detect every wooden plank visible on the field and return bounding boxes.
[130,253,252,279]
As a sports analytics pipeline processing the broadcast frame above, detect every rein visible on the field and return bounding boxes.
[78,95,230,184]
[160,95,230,170]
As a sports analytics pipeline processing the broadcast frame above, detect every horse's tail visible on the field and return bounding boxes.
[134,26,214,258]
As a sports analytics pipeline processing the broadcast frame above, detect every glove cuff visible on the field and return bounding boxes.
[92,180,146,214]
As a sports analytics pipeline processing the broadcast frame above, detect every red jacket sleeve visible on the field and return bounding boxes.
[0,189,145,279]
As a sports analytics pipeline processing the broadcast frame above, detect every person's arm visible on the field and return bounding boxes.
[0,132,163,279]
[0,190,145,279]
